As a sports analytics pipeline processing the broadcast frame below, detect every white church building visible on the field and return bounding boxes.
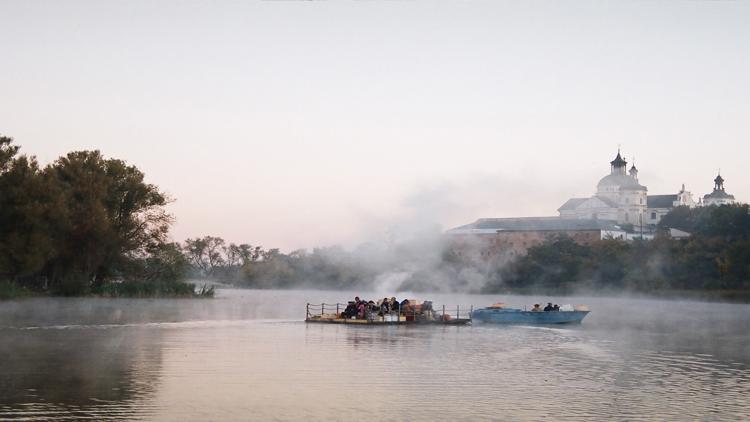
[558,151,736,228]
[446,151,739,258]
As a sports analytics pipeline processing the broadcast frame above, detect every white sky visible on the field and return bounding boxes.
[1,1,748,251]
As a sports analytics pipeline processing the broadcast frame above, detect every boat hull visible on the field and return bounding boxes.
[472,308,589,325]
[305,317,471,326]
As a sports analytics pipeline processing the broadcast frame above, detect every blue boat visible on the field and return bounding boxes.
[472,306,589,325]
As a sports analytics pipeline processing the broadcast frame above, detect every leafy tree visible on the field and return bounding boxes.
[659,204,750,240]
[0,136,20,172]
[502,235,590,290]
[183,236,227,277]
[0,136,182,295]
[44,150,172,291]
[0,141,58,286]
[121,242,190,283]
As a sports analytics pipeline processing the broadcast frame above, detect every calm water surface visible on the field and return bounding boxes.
[1,289,749,421]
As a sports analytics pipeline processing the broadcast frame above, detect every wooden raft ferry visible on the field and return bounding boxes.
[305,302,472,326]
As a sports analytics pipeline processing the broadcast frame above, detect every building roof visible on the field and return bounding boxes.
[558,196,619,212]
[647,194,677,208]
[595,196,620,208]
[704,190,735,200]
[597,174,647,191]
[446,217,624,234]
[557,198,588,211]
[610,152,627,168]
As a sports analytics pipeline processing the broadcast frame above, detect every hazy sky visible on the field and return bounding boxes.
[1,1,748,251]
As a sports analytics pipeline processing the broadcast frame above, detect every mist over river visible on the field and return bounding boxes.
[1,289,749,421]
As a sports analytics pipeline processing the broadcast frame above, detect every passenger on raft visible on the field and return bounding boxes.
[379,298,390,315]
[342,301,357,318]
[400,299,411,314]
[531,304,542,312]
[389,297,399,313]
[553,304,560,311]
[544,303,554,312]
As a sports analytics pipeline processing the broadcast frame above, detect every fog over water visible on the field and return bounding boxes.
[1,289,749,421]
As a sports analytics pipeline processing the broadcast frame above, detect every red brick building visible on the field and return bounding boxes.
[446,217,626,261]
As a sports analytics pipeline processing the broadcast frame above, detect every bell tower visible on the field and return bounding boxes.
[629,158,639,181]
[714,173,725,191]
[610,150,627,176]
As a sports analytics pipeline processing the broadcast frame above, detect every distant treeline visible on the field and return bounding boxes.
[0,136,209,298]
[3,135,749,300]
[186,205,750,300]
[180,236,380,290]
[490,203,750,295]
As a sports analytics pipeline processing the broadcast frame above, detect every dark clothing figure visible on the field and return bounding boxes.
[390,297,399,313]
[380,298,390,314]
[553,304,560,311]
[543,303,554,312]
[399,299,411,315]
[343,302,357,318]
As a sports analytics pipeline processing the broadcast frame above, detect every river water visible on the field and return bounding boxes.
[0,289,749,421]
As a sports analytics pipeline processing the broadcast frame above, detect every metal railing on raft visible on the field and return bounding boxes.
[306,302,474,322]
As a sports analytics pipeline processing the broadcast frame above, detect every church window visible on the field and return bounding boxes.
[651,212,656,220]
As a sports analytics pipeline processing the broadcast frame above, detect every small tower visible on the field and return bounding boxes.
[703,171,736,206]
[675,183,696,207]
[714,173,725,191]
[629,159,638,181]
[610,150,627,176]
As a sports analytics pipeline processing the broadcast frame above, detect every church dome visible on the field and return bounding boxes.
[704,190,734,200]
[597,174,647,191]
[703,173,734,200]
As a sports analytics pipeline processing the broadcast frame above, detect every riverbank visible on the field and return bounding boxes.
[222,283,750,304]
[0,281,35,300]
[0,280,214,300]
[491,287,750,304]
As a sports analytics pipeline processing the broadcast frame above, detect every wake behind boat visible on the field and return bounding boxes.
[472,303,590,325]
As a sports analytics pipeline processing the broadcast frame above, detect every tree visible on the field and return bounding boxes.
[659,204,750,240]
[42,150,173,291]
[0,140,58,286]
[502,235,591,291]
[123,242,190,283]
[183,236,226,277]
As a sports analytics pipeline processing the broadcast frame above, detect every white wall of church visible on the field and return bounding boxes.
[704,197,735,206]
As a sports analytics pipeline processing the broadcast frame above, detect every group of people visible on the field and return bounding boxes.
[531,302,560,312]
[341,296,411,319]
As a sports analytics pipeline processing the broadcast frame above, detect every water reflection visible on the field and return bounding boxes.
[0,326,163,420]
[0,290,749,420]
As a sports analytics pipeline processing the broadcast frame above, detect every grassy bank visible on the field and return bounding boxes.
[0,280,214,300]
[0,281,35,300]
[94,281,215,298]
[488,286,750,304]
